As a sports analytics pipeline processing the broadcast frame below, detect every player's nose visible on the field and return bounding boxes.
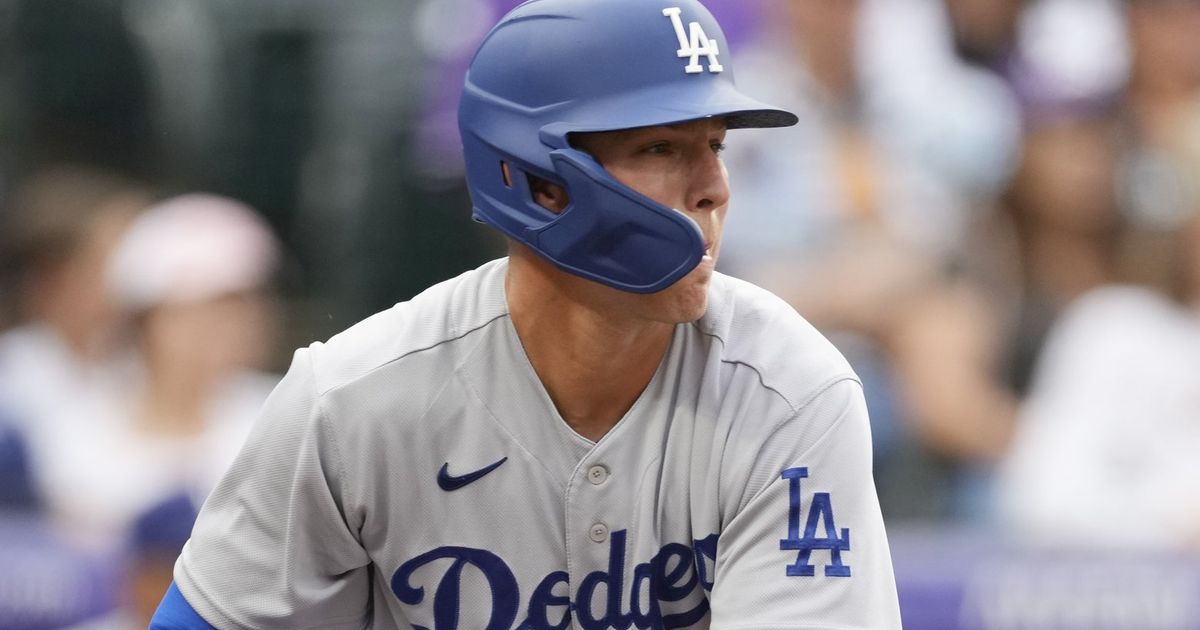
[685,149,730,215]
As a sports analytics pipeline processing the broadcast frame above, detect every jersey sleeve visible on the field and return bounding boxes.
[709,378,901,629]
[171,347,372,629]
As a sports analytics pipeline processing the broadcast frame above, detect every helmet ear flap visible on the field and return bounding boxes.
[520,148,703,294]
[464,136,563,231]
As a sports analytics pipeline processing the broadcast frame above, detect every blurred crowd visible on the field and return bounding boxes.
[1,0,1199,627]
[0,177,284,627]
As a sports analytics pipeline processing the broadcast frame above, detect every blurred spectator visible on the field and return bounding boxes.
[883,114,1125,521]
[29,194,283,627]
[1001,116,1125,392]
[0,165,150,508]
[996,215,1200,549]
[995,0,1200,550]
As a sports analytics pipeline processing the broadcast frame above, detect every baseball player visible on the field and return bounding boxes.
[150,0,902,628]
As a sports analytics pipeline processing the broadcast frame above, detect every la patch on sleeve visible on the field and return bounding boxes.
[779,467,851,578]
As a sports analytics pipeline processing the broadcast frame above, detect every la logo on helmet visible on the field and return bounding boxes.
[663,7,723,74]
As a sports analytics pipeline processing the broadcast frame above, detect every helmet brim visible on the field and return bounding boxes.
[537,78,798,148]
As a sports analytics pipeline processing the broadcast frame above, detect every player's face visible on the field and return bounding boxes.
[573,118,731,323]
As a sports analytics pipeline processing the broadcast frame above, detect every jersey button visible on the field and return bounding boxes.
[587,465,609,485]
[588,523,609,543]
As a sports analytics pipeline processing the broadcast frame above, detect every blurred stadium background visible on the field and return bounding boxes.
[1,0,1199,628]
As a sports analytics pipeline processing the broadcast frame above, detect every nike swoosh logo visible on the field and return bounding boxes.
[437,457,508,491]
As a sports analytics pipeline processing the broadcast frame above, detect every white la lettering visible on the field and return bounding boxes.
[662,7,723,74]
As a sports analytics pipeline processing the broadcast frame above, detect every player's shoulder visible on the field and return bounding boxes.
[697,272,859,409]
[302,258,510,395]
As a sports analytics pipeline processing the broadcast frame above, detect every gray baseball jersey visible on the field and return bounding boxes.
[173,258,901,629]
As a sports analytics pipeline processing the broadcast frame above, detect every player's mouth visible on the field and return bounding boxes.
[702,241,715,261]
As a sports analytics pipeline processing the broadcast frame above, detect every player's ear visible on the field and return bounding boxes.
[529,176,569,215]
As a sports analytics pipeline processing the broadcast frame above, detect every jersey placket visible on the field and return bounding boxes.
[564,439,638,629]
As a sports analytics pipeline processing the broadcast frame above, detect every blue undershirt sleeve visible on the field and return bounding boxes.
[149,581,218,630]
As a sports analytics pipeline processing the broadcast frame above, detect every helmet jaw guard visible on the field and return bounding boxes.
[459,0,797,293]
[464,142,703,294]
[535,149,704,294]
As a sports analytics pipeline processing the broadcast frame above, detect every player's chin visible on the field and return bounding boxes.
[664,258,714,322]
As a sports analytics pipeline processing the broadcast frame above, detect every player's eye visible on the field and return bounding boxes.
[643,142,672,155]
[710,142,727,155]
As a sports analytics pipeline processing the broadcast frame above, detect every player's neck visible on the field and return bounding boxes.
[506,252,674,442]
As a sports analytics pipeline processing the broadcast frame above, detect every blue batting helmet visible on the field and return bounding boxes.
[459,0,798,293]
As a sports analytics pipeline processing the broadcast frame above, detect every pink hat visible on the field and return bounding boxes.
[108,194,280,310]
